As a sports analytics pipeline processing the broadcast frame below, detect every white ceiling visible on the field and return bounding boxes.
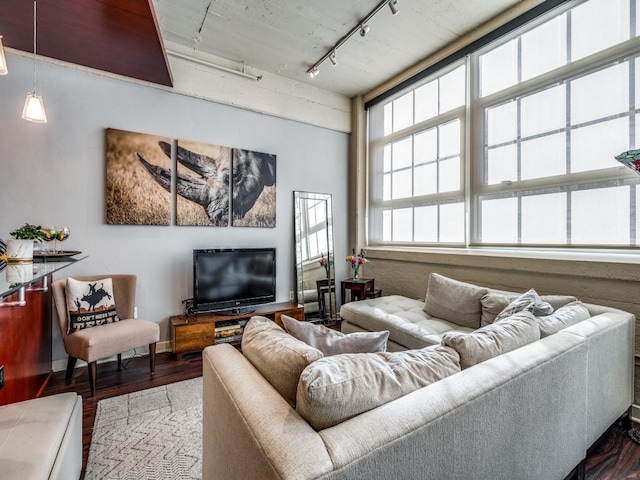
[153,0,524,98]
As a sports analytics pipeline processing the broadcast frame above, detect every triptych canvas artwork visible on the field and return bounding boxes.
[105,128,276,227]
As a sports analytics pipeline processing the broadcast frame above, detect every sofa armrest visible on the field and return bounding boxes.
[202,344,333,480]
[560,310,635,447]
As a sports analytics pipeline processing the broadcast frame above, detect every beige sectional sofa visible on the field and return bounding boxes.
[202,275,634,480]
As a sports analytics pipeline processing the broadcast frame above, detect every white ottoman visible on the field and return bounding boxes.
[0,393,82,480]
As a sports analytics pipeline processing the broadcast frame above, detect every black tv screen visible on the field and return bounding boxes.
[193,248,276,314]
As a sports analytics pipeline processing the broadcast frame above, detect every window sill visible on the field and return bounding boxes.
[365,245,640,264]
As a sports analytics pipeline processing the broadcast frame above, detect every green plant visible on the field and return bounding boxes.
[10,223,45,241]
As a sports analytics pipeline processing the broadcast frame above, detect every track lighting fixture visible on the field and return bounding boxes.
[306,0,400,79]
[389,0,399,15]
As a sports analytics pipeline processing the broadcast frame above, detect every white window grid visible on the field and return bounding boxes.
[368,0,640,249]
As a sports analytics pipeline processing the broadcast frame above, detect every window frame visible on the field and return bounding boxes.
[367,0,640,250]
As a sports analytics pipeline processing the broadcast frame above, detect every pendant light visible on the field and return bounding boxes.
[0,36,8,75]
[22,0,47,123]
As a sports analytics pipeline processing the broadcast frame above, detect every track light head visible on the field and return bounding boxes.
[359,24,370,37]
[308,67,319,79]
[389,0,399,15]
[329,50,338,66]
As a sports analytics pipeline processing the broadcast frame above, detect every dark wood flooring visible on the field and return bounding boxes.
[42,352,640,480]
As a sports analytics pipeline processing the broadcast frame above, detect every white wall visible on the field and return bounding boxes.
[0,52,350,363]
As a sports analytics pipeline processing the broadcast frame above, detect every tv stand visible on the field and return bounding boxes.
[200,307,256,317]
[170,301,304,360]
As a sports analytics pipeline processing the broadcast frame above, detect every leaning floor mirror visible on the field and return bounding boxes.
[293,191,336,323]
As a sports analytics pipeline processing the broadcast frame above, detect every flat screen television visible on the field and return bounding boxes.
[192,248,276,315]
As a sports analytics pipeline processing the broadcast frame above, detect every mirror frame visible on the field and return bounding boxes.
[293,191,336,322]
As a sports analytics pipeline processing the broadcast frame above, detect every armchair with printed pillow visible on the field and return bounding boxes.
[202,272,634,480]
[51,274,160,396]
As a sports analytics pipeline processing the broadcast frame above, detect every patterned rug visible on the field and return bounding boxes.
[85,377,203,480]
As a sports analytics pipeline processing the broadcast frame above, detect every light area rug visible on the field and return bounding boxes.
[85,377,203,480]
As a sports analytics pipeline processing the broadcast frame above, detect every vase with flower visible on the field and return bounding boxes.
[346,248,368,280]
[319,253,330,278]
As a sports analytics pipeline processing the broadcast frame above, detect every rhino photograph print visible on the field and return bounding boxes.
[106,127,276,228]
[106,128,172,225]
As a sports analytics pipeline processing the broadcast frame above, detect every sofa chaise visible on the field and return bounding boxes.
[201,275,634,480]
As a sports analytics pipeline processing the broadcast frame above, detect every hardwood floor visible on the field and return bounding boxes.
[585,420,640,479]
[43,352,640,480]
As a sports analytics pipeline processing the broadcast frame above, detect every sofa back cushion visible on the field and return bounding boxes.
[241,316,323,406]
[282,315,389,355]
[442,311,540,369]
[296,345,461,430]
[423,273,489,329]
[537,301,591,337]
[481,292,577,326]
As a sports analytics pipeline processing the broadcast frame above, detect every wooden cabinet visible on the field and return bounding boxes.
[170,301,304,359]
[0,276,52,406]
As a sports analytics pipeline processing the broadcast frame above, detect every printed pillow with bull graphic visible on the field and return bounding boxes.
[66,277,120,333]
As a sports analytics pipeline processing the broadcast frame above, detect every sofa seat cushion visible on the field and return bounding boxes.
[442,311,541,369]
[241,316,324,406]
[296,345,461,430]
[0,392,82,480]
[282,315,389,355]
[340,295,474,350]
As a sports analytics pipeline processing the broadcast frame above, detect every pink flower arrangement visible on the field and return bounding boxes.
[346,249,368,279]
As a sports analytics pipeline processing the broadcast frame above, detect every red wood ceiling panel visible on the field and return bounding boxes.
[0,0,173,87]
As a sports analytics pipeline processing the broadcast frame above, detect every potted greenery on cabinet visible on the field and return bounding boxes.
[6,224,45,263]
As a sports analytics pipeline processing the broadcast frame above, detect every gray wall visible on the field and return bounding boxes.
[0,53,350,362]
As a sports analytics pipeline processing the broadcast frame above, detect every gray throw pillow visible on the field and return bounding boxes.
[494,288,553,322]
[537,301,591,337]
[442,311,540,369]
[423,273,489,329]
[481,292,578,325]
[296,345,461,430]
[241,316,324,406]
[282,315,389,355]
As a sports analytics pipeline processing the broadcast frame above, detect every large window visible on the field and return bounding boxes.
[369,64,467,244]
[368,0,640,248]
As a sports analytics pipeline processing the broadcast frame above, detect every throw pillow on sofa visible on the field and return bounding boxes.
[423,273,489,329]
[442,311,540,369]
[241,316,324,407]
[65,277,120,333]
[494,288,554,322]
[296,345,461,430]
[537,301,591,337]
[481,292,577,326]
[282,314,389,355]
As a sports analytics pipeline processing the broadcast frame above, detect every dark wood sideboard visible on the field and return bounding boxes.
[0,259,84,406]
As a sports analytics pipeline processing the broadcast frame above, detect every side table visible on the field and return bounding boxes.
[341,278,375,303]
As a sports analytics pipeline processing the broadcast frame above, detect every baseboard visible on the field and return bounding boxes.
[631,404,640,423]
[51,340,173,372]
